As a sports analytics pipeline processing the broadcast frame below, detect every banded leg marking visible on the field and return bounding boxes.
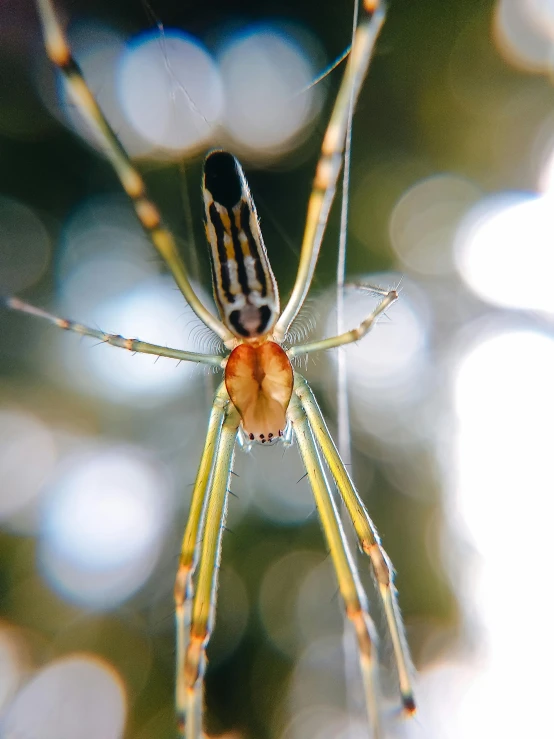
[174,383,230,735]
[35,0,234,346]
[274,0,386,341]
[288,388,383,738]
[287,287,398,359]
[3,297,225,367]
[294,374,415,714]
[183,401,240,739]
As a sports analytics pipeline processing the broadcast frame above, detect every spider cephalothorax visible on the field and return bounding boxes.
[224,340,293,442]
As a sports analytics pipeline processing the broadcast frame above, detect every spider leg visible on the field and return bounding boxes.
[294,374,415,714]
[288,386,383,739]
[181,398,240,739]
[3,297,225,367]
[274,0,386,341]
[287,288,397,358]
[35,0,234,346]
[174,382,229,735]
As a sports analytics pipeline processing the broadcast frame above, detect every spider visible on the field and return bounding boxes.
[4,0,415,736]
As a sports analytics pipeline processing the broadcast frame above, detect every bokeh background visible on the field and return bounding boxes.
[1,0,553,737]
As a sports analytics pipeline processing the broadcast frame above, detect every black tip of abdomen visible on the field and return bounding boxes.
[204,151,244,210]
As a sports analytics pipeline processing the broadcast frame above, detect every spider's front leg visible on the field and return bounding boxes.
[175,396,240,739]
[177,395,240,739]
[174,383,228,736]
[287,384,383,739]
[293,373,416,714]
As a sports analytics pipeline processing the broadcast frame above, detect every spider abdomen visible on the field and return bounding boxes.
[224,341,293,443]
[203,151,280,340]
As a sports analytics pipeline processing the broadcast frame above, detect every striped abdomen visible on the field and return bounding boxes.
[203,151,279,341]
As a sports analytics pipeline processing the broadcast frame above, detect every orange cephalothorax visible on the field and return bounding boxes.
[224,341,293,443]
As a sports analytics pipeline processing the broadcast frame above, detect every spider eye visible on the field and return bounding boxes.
[203,150,280,340]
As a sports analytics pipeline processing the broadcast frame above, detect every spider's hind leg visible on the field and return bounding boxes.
[34,0,233,344]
